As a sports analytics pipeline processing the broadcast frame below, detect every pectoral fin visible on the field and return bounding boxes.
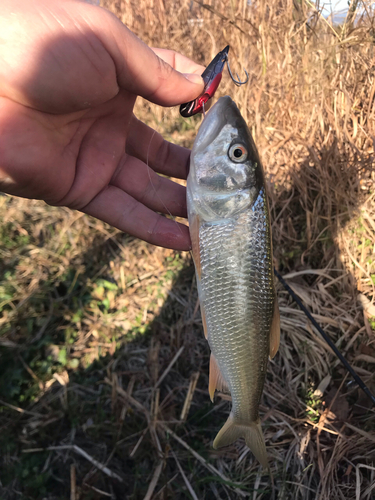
[209,354,229,402]
[269,297,280,359]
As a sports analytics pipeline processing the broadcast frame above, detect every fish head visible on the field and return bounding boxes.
[188,96,264,220]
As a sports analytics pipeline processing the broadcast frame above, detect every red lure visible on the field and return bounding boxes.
[180,46,248,118]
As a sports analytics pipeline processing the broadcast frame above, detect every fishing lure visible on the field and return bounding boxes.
[180,46,248,118]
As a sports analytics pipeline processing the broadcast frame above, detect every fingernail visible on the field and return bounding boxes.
[183,73,204,85]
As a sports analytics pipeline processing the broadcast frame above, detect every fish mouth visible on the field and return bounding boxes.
[192,96,244,154]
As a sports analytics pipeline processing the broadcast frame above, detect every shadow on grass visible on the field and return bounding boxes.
[0,245,214,498]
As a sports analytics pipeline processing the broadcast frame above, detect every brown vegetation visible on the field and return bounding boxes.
[1,0,374,498]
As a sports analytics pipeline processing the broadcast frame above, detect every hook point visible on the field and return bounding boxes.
[226,57,249,86]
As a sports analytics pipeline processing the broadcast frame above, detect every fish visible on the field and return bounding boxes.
[187,95,280,468]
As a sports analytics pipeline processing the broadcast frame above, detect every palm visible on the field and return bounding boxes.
[0,0,204,250]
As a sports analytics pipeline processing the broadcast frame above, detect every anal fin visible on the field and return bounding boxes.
[209,354,229,402]
[269,296,280,359]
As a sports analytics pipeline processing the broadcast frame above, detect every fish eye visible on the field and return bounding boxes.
[228,144,248,163]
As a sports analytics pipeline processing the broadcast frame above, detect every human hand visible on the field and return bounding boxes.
[0,0,205,250]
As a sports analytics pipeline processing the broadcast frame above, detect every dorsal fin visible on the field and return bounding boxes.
[209,354,230,402]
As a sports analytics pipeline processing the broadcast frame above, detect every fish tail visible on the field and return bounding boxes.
[213,415,269,469]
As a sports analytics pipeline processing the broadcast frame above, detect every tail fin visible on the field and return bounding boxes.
[213,415,269,469]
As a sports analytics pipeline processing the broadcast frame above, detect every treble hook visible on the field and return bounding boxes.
[225,54,249,87]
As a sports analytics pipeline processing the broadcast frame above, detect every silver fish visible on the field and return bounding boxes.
[187,96,280,468]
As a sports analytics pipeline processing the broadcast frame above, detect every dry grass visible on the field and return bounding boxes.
[1,0,375,499]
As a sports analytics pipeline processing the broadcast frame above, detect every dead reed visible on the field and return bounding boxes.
[1,0,374,498]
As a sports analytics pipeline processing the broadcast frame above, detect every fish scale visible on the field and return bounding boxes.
[187,95,280,468]
[199,190,273,423]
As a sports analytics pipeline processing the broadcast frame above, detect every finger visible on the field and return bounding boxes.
[82,185,191,251]
[87,8,205,105]
[111,154,187,217]
[126,116,190,180]
[117,44,204,106]
[151,48,205,76]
